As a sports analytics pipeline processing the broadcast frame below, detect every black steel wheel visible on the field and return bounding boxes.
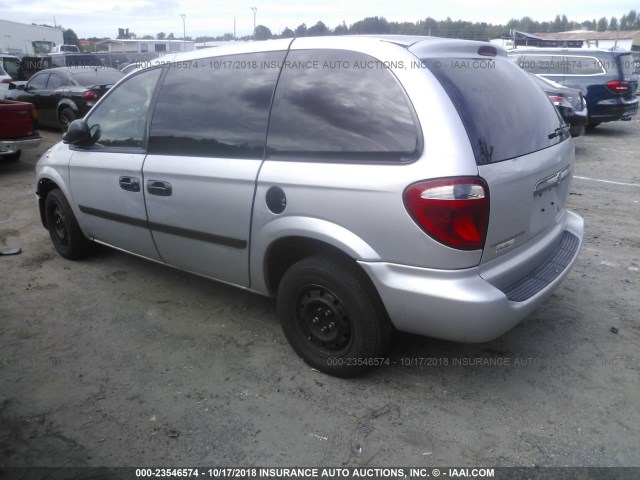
[277,255,391,377]
[296,285,353,356]
[44,189,93,259]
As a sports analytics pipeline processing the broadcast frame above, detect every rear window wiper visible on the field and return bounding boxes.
[548,123,570,139]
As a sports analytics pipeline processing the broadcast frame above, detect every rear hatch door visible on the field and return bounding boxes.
[616,52,638,98]
[418,49,573,267]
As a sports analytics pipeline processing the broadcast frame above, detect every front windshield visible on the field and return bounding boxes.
[32,41,54,55]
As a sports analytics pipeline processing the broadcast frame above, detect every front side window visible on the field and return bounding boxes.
[85,67,162,149]
[27,73,48,90]
[148,51,286,158]
[266,49,419,162]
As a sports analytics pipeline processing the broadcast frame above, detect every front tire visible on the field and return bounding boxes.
[277,255,391,377]
[44,189,93,259]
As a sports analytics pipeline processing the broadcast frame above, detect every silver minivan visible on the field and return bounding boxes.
[35,36,584,376]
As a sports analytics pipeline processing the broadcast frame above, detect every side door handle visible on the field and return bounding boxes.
[119,176,140,192]
[147,180,172,196]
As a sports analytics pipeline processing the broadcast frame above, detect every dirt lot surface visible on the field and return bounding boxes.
[1,120,639,471]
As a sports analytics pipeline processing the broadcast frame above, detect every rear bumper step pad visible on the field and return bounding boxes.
[503,231,580,302]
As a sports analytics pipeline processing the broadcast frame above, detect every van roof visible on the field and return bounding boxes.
[148,35,504,66]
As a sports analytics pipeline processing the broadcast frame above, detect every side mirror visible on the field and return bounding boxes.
[62,119,96,146]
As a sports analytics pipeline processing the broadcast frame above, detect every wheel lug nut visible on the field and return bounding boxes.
[320,326,327,333]
[324,310,332,318]
[312,317,319,324]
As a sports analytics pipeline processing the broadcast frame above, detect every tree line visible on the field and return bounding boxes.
[194,10,640,43]
[52,9,640,46]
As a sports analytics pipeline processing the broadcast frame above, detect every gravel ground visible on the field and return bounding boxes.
[1,119,639,472]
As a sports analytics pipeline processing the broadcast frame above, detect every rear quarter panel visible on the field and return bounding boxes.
[251,39,484,293]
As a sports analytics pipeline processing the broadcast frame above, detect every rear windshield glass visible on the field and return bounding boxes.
[70,68,123,86]
[618,53,637,80]
[423,57,565,165]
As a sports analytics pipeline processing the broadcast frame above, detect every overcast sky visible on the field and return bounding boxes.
[0,0,637,39]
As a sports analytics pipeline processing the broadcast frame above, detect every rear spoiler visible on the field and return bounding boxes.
[87,84,115,94]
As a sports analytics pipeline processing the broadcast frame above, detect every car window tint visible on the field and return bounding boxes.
[565,56,604,75]
[148,51,286,159]
[46,74,68,90]
[424,56,565,165]
[266,50,419,161]
[27,73,48,90]
[86,67,162,148]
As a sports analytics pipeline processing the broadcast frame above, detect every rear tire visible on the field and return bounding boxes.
[58,108,77,132]
[44,189,93,259]
[277,255,391,377]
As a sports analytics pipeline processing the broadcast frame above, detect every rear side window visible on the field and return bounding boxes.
[515,55,565,75]
[149,51,285,158]
[424,56,565,165]
[46,73,69,90]
[266,49,419,162]
[565,56,604,75]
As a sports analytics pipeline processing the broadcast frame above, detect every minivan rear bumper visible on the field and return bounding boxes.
[359,210,584,343]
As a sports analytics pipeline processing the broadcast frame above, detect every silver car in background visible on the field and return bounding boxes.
[35,36,584,377]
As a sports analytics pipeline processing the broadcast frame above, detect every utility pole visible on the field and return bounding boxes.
[180,14,186,51]
[250,7,257,39]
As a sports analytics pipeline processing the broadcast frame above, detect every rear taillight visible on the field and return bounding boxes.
[605,80,629,94]
[83,90,98,100]
[548,95,573,109]
[404,177,490,251]
[1,78,11,84]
